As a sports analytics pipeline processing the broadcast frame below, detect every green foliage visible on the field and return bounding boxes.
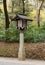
[0,13,45,43]
[4,21,19,42]
[0,9,3,15]
[24,26,45,43]
[0,19,45,43]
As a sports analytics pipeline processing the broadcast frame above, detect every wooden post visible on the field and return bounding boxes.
[18,31,25,60]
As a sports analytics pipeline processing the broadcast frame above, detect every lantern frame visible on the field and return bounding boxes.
[11,14,33,30]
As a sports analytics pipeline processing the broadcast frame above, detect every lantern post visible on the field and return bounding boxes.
[18,30,25,60]
[11,14,33,60]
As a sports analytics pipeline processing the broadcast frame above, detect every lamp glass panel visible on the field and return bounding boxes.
[18,20,22,28]
[23,22,26,28]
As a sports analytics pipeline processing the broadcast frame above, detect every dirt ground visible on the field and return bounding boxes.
[0,42,45,60]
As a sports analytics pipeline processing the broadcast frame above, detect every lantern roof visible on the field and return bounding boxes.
[11,14,33,21]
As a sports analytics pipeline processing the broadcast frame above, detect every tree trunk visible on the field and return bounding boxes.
[22,0,25,14]
[3,0,10,30]
[3,0,10,42]
[36,1,44,27]
[37,9,40,27]
[12,1,14,13]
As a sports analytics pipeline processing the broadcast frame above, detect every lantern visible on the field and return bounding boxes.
[11,14,33,60]
[12,14,33,30]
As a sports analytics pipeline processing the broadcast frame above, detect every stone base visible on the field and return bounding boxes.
[18,51,25,60]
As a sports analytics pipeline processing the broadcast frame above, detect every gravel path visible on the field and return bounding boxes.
[0,57,45,65]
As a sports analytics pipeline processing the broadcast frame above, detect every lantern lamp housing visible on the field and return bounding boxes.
[11,14,33,30]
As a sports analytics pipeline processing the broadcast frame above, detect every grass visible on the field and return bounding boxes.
[0,42,45,60]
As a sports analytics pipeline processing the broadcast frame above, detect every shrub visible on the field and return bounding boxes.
[0,16,45,43]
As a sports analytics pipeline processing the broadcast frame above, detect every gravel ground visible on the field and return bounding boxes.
[0,57,45,65]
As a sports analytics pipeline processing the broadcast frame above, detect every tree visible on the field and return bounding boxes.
[11,0,15,13]
[22,0,25,14]
[3,0,10,30]
[9,0,29,15]
[35,0,44,27]
[10,0,21,13]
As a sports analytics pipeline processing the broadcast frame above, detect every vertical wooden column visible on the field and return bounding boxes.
[18,31,25,60]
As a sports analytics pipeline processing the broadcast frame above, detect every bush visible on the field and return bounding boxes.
[24,24,45,43]
[0,17,45,43]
